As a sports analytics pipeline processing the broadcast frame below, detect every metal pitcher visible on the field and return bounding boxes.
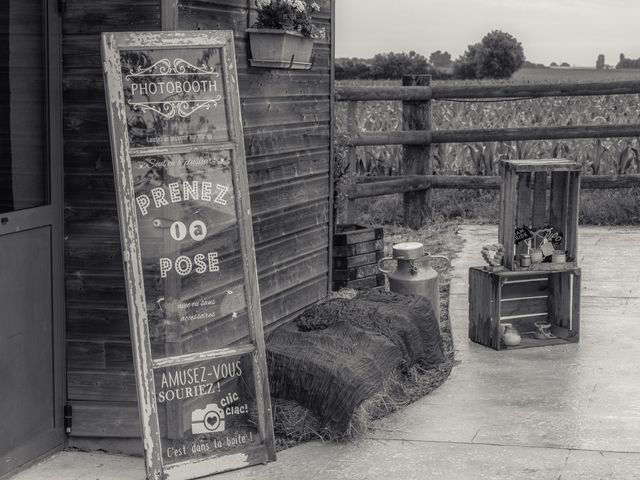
[378,242,450,324]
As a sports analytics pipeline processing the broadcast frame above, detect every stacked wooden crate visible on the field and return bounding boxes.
[469,159,582,350]
[332,225,384,290]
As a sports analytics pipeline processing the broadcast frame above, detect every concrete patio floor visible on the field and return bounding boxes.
[14,225,640,479]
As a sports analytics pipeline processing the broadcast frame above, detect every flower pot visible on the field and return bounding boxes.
[247,28,314,70]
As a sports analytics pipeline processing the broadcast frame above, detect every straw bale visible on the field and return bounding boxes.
[266,291,445,430]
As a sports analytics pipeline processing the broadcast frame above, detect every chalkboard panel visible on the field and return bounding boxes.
[102,31,275,480]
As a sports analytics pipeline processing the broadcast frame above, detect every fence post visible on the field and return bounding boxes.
[402,74,432,228]
[341,100,358,224]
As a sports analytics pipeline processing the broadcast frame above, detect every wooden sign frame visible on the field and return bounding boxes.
[101,31,275,480]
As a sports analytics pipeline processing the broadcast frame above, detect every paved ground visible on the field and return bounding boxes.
[14,226,640,479]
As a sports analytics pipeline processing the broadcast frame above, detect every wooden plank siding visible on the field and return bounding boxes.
[63,0,333,444]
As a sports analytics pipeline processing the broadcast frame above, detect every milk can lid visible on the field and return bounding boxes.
[392,242,424,260]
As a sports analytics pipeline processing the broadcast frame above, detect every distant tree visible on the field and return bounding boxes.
[370,51,430,79]
[619,53,626,66]
[335,57,372,80]
[522,60,546,69]
[453,43,481,79]
[550,61,558,67]
[596,54,605,70]
[429,50,452,67]
[560,62,570,67]
[616,53,640,69]
[453,30,525,79]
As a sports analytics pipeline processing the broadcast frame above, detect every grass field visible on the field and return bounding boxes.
[336,68,640,225]
[513,67,640,82]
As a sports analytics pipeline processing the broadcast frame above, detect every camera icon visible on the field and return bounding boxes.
[191,403,226,434]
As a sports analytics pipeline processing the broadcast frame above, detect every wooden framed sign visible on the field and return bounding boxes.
[101,31,276,480]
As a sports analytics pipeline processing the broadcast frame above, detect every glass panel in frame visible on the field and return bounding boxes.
[130,150,251,358]
[155,353,261,466]
[120,47,230,148]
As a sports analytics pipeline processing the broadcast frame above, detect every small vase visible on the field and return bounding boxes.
[502,324,521,346]
[530,249,543,263]
[552,250,566,263]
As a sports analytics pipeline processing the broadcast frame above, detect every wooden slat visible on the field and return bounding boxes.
[333,225,383,245]
[241,98,331,128]
[515,172,532,256]
[332,263,379,281]
[501,279,548,300]
[501,166,518,269]
[498,165,505,242]
[67,341,107,369]
[510,261,577,272]
[503,159,581,171]
[549,171,569,252]
[244,124,331,158]
[499,296,548,318]
[69,401,165,437]
[531,171,548,229]
[333,251,384,269]
[63,0,160,34]
[332,238,384,257]
[68,370,137,402]
[567,172,580,261]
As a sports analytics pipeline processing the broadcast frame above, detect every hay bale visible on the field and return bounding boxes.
[267,321,403,430]
[295,291,445,367]
[266,291,446,432]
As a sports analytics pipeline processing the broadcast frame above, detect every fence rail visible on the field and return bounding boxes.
[345,174,640,198]
[335,76,640,228]
[335,80,640,101]
[342,124,640,147]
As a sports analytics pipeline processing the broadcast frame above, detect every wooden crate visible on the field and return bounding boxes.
[333,224,384,290]
[468,266,580,350]
[499,159,581,271]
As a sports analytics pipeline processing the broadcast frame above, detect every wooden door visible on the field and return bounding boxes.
[0,0,64,476]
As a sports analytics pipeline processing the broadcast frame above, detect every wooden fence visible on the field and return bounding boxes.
[335,75,640,228]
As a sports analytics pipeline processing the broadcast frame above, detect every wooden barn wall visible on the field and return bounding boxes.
[62,0,333,443]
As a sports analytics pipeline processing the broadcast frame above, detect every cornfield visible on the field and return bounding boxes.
[335,78,640,178]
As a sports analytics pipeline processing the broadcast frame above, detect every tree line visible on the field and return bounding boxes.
[337,30,525,81]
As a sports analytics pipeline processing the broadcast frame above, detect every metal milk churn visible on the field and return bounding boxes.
[377,242,450,324]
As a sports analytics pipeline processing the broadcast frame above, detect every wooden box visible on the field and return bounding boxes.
[468,266,580,350]
[333,224,384,290]
[499,159,581,271]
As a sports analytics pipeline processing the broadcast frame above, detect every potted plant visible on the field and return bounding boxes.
[247,0,325,69]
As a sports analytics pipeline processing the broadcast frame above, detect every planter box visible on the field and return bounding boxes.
[333,224,384,290]
[468,266,580,350]
[247,28,313,70]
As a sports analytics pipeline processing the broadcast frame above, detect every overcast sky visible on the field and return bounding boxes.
[335,0,640,67]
